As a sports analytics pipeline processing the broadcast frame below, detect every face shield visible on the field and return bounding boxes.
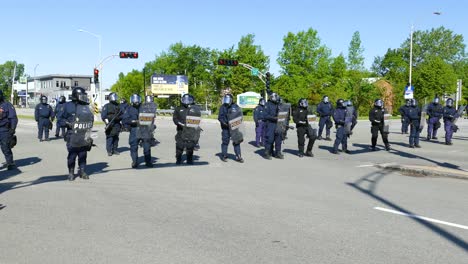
[223,95,233,105]
[130,94,141,106]
[446,99,453,107]
[323,96,329,103]
[40,96,48,104]
[181,94,194,105]
[259,98,265,106]
[299,99,308,108]
[109,93,118,102]
[270,93,279,103]
[375,99,383,108]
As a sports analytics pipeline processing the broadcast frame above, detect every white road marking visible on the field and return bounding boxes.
[374,207,468,230]
[356,164,374,168]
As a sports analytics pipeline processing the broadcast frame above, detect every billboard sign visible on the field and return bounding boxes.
[151,74,188,95]
[237,91,261,109]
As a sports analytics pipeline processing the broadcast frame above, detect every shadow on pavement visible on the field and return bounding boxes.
[318,145,335,153]
[347,170,468,253]
[1,157,42,182]
[353,143,463,171]
[283,149,300,157]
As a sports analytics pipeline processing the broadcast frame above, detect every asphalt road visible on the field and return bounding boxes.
[1,116,468,263]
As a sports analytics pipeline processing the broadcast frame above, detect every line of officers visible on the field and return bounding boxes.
[398,97,462,146]
[0,87,464,179]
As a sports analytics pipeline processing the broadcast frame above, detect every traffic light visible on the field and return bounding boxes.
[119,51,139,59]
[218,59,239,66]
[94,68,99,83]
[265,71,271,90]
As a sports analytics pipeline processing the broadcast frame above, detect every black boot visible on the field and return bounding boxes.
[264,149,272,160]
[176,149,183,165]
[68,168,75,181]
[235,155,244,163]
[305,150,313,157]
[187,150,194,165]
[79,168,89,179]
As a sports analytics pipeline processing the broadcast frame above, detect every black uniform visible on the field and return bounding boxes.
[101,101,122,155]
[369,106,390,150]
[292,107,315,156]
[173,105,198,164]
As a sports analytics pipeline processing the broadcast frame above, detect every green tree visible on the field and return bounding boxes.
[347,31,365,71]
[412,56,458,100]
[111,70,144,103]
[276,28,331,103]
[0,61,25,101]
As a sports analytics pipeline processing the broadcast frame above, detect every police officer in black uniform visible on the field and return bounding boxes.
[101,92,122,156]
[369,99,390,151]
[61,87,94,180]
[292,98,315,157]
[317,95,333,140]
[173,94,198,165]
[0,89,18,170]
[398,100,411,134]
[253,98,266,147]
[332,99,349,154]
[54,96,67,138]
[407,98,422,148]
[218,94,244,163]
[35,95,55,142]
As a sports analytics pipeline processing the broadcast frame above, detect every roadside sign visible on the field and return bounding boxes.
[251,68,259,76]
[404,84,414,99]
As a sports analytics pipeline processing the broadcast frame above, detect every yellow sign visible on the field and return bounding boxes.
[151,74,188,95]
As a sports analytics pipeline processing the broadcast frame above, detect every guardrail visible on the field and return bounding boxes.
[156,109,212,116]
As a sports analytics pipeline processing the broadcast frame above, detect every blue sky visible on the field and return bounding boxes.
[1,0,466,89]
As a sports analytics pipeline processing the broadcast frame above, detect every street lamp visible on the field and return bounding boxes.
[78,28,103,108]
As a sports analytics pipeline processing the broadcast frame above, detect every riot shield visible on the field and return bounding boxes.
[345,106,355,135]
[137,102,157,139]
[276,103,291,135]
[419,104,428,131]
[181,105,202,144]
[228,104,244,145]
[307,107,318,138]
[452,105,466,133]
[69,104,94,148]
[383,113,391,133]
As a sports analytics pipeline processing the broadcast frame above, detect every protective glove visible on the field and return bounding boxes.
[221,122,229,129]
[9,129,15,136]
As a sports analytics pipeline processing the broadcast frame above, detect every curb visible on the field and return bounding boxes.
[375,163,468,180]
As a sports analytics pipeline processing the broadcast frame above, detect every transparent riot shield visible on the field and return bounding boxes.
[137,102,156,139]
[383,113,392,133]
[345,106,355,135]
[276,103,291,135]
[181,105,202,143]
[307,107,318,138]
[69,104,94,148]
[228,105,244,145]
[419,104,428,131]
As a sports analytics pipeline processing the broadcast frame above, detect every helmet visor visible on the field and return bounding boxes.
[223,96,232,105]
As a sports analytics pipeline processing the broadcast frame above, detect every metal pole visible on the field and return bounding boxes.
[409,24,414,86]
[11,62,17,103]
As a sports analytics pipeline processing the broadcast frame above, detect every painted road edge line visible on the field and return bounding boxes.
[374,207,468,230]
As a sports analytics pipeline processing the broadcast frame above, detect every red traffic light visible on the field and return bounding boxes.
[218,58,238,66]
[119,51,139,59]
[94,68,99,75]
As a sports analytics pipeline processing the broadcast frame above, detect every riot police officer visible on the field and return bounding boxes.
[54,96,67,138]
[332,99,349,154]
[292,98,315,157]
[407,98,422,148]
[253,98,266,147]
[369,99,390,151]
[317,95,333,140]
[443,98,457,145]
[101,92,122,156]
[35,95,55,141]
[61,87,94,180]
[0,89,18,170]
[398,100,411,134]
[426,97,443,140]
[122,94,153,168]
[173,94,201,165]
[218,94,244,163]
[264,92,285,159]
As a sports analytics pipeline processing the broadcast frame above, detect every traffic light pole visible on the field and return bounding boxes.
[238,63,269,99]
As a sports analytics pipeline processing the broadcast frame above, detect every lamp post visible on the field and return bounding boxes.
[78,29,103,107]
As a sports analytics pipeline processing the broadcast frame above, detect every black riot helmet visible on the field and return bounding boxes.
[336,99,345,108]
[269,92,279,104]
[298,98,308,108]
[405,99,411,107]
[410,98,417,107]
[374,99,383,109]
[59,96,66,104]
[0,89,4,102]
[71,87,89,104]
[259,98,265,106]
[433,97,440,104]
[446,98,454,107]
[108,92,118,103]
[223,94,233,106]
[40,95,48,104]
[181,93,194,107]
[346,100,353,107]
[130,94,141,107]
[323,96,329,103]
